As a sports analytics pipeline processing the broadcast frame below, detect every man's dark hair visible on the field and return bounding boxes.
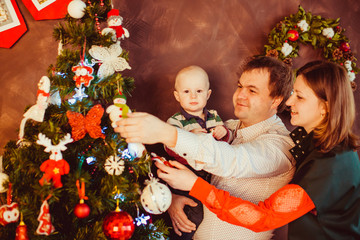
[240,56,293,112]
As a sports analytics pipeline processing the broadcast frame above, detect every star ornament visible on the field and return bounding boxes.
[89,43,131,78]
[135,214,150,226]
[69,86,88,104]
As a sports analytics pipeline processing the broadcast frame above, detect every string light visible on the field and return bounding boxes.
[135,214,150,226]
[86,156,96,165]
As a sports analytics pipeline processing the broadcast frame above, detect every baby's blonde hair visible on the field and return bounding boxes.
[175,65,209,91]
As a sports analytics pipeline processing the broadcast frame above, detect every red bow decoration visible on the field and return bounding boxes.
[66,104,106,141]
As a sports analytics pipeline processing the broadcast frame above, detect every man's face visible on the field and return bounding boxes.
[232,69,280,127]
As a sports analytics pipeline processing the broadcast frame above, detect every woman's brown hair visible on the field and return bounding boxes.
[296,61,359,152]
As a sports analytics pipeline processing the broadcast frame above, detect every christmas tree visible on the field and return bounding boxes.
[0,0,170,239]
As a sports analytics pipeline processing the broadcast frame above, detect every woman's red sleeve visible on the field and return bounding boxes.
[189,177,315,232]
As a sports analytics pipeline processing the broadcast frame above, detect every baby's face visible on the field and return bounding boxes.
[174,70,211,117]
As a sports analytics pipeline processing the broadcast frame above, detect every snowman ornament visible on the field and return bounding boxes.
[101,9,129,42]
[106,91,145,158]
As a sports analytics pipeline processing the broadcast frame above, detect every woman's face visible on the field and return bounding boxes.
[285,75,327,133]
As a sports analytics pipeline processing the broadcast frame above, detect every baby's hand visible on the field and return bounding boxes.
[211,125,227,140]
[190,128,207,134]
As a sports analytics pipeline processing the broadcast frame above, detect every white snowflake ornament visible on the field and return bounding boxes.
[89,43,131,78]
[141,177,172,215]
[104,155,125,175]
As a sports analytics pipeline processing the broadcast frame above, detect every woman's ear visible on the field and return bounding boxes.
[320,101,329,116]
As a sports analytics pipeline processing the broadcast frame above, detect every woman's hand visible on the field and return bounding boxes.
[155,161,198,191]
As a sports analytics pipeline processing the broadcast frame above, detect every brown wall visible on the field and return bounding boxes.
[0,0,359,153]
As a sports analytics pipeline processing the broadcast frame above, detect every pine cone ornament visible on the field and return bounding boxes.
[351,81,357,91]
[266,49,279,59]
[343,51,355,61]
[275,21,284,32]
[283,58,293,66]
[335,26,343,34]
[332,49,343,60]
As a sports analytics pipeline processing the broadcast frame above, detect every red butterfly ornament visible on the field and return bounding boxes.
[67,104,106,141]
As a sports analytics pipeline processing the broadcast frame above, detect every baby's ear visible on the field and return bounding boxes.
[174,91,180,102]
[207,89,212,100]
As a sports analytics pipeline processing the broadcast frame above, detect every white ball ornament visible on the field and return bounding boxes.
[141,177,172,214]
[127,143,145,158]
[0,172,9,193]
[0,156,8,193]
[67,0,86,19]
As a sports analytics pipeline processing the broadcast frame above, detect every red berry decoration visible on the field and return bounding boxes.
[340,42,351,52]
[102,209,135,240]
[287,30,299,41]
[74,199,90,218]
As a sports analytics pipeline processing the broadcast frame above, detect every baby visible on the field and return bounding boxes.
[165,65,229,239]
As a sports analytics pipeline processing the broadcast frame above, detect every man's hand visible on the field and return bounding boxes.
[211,125,227,140]
[115,112,177,147]
[168,194,197,236]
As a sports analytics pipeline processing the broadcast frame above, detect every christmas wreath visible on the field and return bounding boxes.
[264,6,358,89]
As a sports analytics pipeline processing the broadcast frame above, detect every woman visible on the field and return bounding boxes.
[156,61,360,239]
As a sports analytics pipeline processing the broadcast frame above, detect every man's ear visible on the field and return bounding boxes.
[174,91,180,102]
[207,89,212,100]
[271,96,283,110]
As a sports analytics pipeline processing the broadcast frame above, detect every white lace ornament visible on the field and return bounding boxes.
[104,155,125,175]
[140,176,172,214]
[89,43,131,78]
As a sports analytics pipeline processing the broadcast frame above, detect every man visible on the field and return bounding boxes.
[116,56,295,239]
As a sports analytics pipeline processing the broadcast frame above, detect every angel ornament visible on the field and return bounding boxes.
[101,9,129,42]
[18,76,51,142]
[89,43,131,78]
[36,133,73,188]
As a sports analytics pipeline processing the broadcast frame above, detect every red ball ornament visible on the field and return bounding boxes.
[102,209,135,240]
[74,200,90,218]
[287,30,299,41]
[340,42,351,52]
